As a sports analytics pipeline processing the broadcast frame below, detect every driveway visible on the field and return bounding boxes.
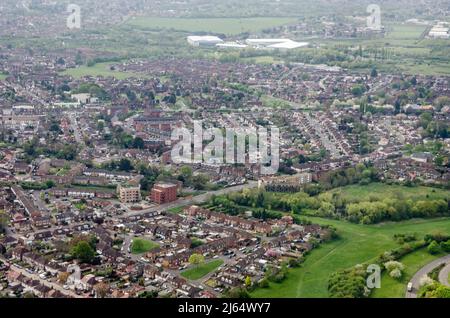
[405,254,450,298]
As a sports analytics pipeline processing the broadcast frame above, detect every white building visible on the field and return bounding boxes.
[187,36,224,47]
[428,22,450,39]
[245,38,309,50]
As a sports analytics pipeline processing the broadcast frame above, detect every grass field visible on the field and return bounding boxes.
[62,62,144,80]
[371,248,446,298]
[127,17,297,35]
[251,217,450,298]
[131,238,159,254]
[0,73,7,81]
[181,260,224,280]
[327,183,450,203]
[385,24,428,40]
[167,206,187,214]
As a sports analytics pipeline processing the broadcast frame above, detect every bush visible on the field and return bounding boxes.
[427,241,441,255]
[389,268,402,280]
[384,261,405,272]
[258,278,269,288]
[440,240,450,252]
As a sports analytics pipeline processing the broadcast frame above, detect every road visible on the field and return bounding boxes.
[7,181,259,239]
[0,256,80,298]
[68,113,84,146]
[119,181,259,219]
[438,263,450,287]
[405,254,450,298]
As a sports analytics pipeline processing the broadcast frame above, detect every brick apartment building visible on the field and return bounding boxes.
[150,183,178,204]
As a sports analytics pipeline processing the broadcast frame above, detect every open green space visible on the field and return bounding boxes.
[385,24,428,41]
[127,17,298,35]
[0,73,7,81]
[61,62,144,80]
[131,238,160,254]
[371,248,447,298]
[181,260,224,280]
[167,206,187,214]
[251,217,450,298]
[327,183,450,203]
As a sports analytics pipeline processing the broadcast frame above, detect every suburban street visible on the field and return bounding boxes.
[0,256,80,298]
[405,254,450,298]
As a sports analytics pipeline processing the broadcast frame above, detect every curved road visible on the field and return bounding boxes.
[405,254,450,298]
[438,264,450,287]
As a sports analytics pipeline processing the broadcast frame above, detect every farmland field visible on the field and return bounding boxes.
[127,17,298,35]
[251,217,450,298]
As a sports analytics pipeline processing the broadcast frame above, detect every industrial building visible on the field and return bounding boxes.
[245,38,309,50]
[187,35,224,47]
[428,22,450,39]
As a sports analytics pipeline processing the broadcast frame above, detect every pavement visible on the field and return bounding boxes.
[405,254,450,298]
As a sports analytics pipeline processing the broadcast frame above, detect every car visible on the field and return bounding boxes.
[63,285,69,290]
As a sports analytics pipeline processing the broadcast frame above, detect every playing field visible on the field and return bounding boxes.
[131,238,159,254]
[251,217,450,298]
[181,260,224,280]
[127,17,298,35]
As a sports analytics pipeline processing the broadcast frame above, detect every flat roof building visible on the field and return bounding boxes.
[187,36,224,47]
[117,185,142,203]
[150,183,178,205]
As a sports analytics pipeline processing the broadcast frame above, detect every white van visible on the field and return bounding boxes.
[407,282,413,292]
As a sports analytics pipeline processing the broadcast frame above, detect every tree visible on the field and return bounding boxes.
[189,253,205,267]
[180,166,193,179]
[440,240,450,252]
[225,287,251,299]
[118,158,133,172]
[71,241,95,263]
[389,268,402,280]
[0,210,7,234]
[245,276,252,287]
[370,68,378,78]
[132,137,145,149]
[427,241,441,255]
[94,282,110,298]
[58,272,70,284]
[191,174,209,190]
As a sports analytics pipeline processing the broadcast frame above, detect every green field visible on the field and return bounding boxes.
[327,183,450,203]
[62,62,145,80]
[181,260,224,280]
[385,24,428,41]
[127,17,297,35]
[131,238,159,254]
[251,217,450,298]
[371,248,446,298]
[0,74,7,81]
